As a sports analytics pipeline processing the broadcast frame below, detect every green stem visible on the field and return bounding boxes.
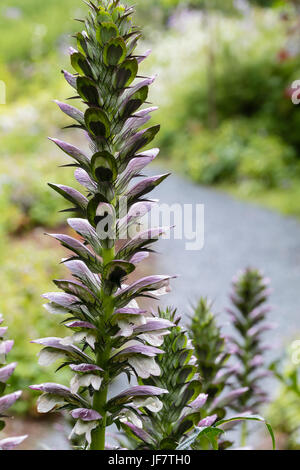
[241,421,248,447]
[90,245,115,451]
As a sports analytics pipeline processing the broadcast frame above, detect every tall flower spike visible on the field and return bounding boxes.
[31,0,175,450]
[227,268,273,445]
[121,308,219,450]
[0,314,27,450]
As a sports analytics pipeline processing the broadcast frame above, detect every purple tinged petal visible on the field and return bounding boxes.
[0,363,17,383]
[62,70,77,89]
[249,355,264,368]
[189,393,208,410]
[43,292,80,307]
[114,307,147,316]
[54,100,84,124]
[0,391,22,413]
[248,323,275,337]
[49,183,88,208]
[69,47,78,55]
[49,138,90,166]
[113,344,164,358]
[121,227,172,254]
[134,107,158,118]
[117,275,175,297]
[121,115,152,138]
[70,363,103,373]
[136,49,151,64]
[252,370,272,381]
[130,252,149,265]
[0,435,28,450]
[29,383,71,397]
[31,337,91,360]
[75,168,97,192]
[113,385,168,399]
[0,327,8,337]
[65,321,96,329]
[67,218,100,254]
[0,340,14,355]
[64,259,100,291]
[249,306,272,321]
[120,201,156,226]
[212,387,249,409]
[126,76,156,100]
[48,233,95,259]
[123,422,153,443]
[126,174,170,200]
[198,414,218,427]
[71,408,102,421]
[213,366,239,385]
[119,148,160,189]
[133,320,175,334]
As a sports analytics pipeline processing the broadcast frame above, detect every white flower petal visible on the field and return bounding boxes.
[119,409,143,429]
[37,393,66,413]
[38,350,65,366]
[128,356,161,379]
[70,373,102,394]
[133,396,163,412]
[69,420,98,445]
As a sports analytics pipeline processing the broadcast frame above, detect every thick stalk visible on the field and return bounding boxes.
[90,245,115,450]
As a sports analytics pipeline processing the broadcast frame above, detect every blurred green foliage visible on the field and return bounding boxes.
[164,119,297,188]
[132,0,277,24]
[268,354,300,450]
[151,3,300,215]
[0,235,70,413]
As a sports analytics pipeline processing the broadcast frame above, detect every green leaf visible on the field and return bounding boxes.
[121,86,149,120]
[0,420,5,432]
[77,33,89,56]
[77,77,101,106]
[112,6,126,23]
[86,194,110,227]
[113,59,138,89]
[103,261,135,288]
[91,151,117,183]
[176,426,222,450]
[215,415,276,450]
[200,427,224,450]
[96,9,111,24]
[70,52,92,77]
[96,22,119,46]
[103,38,127,66]
[84,108,110,138]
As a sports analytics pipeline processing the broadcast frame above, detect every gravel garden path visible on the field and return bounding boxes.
[151,169,300,350]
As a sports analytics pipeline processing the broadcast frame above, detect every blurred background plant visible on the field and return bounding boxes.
[0,0,300,448]
[267,345,300,450]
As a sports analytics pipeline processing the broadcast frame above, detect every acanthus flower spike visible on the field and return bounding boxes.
[31,0,175,450]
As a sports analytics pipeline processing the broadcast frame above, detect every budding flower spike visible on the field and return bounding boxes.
[227,268,274,446]
[30,0,176,450]
[0,314,27,450]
